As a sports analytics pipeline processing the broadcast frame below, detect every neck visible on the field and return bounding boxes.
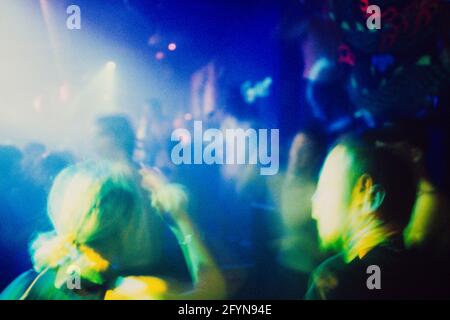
[343,216,392,263]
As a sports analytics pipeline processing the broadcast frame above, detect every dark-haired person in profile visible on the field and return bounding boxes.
[306,137,450,299]
[94,115,137,165]
[90,114,196,286]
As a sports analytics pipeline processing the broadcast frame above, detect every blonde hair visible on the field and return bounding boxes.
[30,161,161,288]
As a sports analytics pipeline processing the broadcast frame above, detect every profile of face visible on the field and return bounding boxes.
[312,144,387,252]
[312,145,353,249]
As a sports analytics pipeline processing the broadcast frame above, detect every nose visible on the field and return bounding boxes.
[311,192,317,204]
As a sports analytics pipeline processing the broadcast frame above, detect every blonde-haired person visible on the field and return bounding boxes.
[0,161,226,300]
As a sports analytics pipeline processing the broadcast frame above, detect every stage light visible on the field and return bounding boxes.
[168,43,177,51]
[106,61,116,71]
[155,51,165,60]
[147,34,160,46]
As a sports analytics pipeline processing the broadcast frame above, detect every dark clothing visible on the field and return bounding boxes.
[0,270,105,300]
[306,245,450,300]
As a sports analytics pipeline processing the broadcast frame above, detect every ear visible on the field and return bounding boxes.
[351,174,374,211]
[353,174,385,213]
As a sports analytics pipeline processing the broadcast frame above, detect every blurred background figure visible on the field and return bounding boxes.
[0,146,27,290]
[0,144,74,290]
[94,115,137,165]
[366,121,450,254]
[134,99,174,172]
[272,130,327,298]
[91,113,190,281]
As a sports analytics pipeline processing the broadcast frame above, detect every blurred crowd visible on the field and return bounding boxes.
[1,108,450,299]
[1,0,450,300]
